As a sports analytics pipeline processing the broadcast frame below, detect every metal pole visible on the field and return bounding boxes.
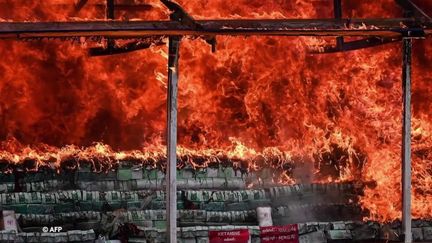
[402,38,412,243]
[166,36,180,243]
[333,0,344,48]
[106,0,114,19]
[106,0,115,50]
[333,0,342,19]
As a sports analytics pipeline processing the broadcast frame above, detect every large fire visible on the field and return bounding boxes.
[0,0,431,222]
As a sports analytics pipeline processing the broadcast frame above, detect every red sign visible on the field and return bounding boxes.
[209,229,250,243]
[260,224,299,243]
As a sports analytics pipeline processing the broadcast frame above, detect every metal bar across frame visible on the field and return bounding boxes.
[0,19,430,39]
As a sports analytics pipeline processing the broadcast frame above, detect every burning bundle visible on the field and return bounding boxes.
[0,140,369,192]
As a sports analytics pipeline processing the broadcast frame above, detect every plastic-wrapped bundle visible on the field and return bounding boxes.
[256,207,272,227]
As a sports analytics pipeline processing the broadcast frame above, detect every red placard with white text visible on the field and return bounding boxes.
[260,224,299,243]
[209,229,250,243]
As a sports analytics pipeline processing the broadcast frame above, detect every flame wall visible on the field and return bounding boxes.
[0,0,431,221]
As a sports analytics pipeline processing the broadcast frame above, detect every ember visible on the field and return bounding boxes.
[0,0,431,228]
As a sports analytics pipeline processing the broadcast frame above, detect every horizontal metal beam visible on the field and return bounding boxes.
[0,18,430,39]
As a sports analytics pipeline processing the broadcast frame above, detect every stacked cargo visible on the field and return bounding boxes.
[0,163,382,242]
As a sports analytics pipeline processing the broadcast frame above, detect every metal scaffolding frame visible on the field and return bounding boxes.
[0,1,430,242]
[402,37,413,243]
[167,36,180,243]
[0,19,430,39]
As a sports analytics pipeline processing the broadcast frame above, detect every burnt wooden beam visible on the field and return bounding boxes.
[0,18,431,39]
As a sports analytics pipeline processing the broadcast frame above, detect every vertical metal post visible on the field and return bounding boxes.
[402,38,412,243]
[333,0,342,18]
[333,0,344,48]
[106,0,115,50]
[166,36,180,243]
[106,0,115,19]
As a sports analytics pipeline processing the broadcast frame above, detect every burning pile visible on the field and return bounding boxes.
[0,0,431,223]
